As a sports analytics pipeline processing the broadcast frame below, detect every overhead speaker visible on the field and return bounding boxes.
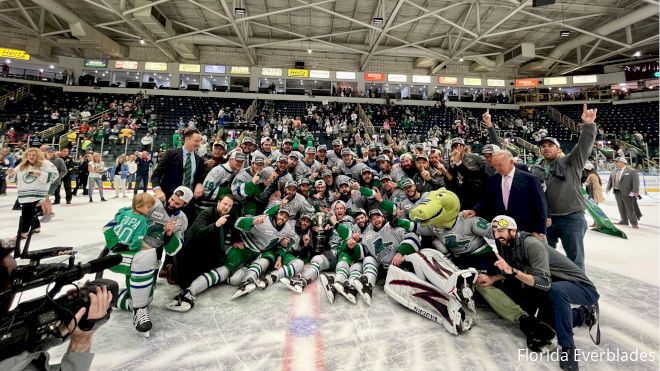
[295,61,304,68]
[533,0,555,6]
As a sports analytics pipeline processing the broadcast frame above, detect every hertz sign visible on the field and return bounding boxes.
[0,48,30,61]
[287,69,309,78]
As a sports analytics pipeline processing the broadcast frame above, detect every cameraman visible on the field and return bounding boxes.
[0,246,113,370]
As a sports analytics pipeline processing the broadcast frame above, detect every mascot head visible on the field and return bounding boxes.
[408,188,460,229]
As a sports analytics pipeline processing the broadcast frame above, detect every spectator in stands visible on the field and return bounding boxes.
[109,125,120,146]
[81,136,93,152]
[606,157,641,229]
[120,125,133,144]
[530,105,598,270]
[67,129,77,149]
[87,153,107,202]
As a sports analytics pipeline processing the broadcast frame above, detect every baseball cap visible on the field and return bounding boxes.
[213,141,225,148]
[354,208,367,217]
[399,153,413,162]
[305,147,317,154]
[381,174,392,182]
[314,180,325,187]
[482,144,501,154]
[173,186,194,204]
[368,144,377,150]
[400,177,415,189]
[337,175,351,186]
[300,213,312,220]
[243,137,256,145]
[332,139,342,146]
[341,148,353,156]
[278,208,291,216]
[451,138,465,146]
[260,137,272,144]
[382,146,392,153]
[298,178,310,186]
[317,145,327,151]
[377,154,390,163]
[230,151,246,161]
[46,146,56,153]
[322,169,333,177]
[614,157,628,164]
[252,155,265,164]
[415,143,424,149]
[361,167,373,174]
[288,152,300,159]
[285,181,298,188]
[491,215,518,230]
[369,209,384,217]
[584,162,594,170]
[415,154,429,162]
[539,137,560,148]
[277,155,288,162]
[283,138,293,144]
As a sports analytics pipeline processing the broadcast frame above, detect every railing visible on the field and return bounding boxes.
[57,132,69,151]
[514,90,616,104]
[4,67,64,83]
[615,138,646,156]
[514,137,541,156]
[35,123,66,140]
[245,98,258,122]
[0,84,29,109]
[546,106,579,133]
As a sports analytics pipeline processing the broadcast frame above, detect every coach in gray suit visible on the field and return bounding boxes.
[606,157,642,228]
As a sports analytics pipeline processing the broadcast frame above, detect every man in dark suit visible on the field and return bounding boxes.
[606,157,642,228]
[151,128,205,204]
[465,150,548,238]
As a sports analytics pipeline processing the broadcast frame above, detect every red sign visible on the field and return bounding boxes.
[515,78,538,88]
[364,72,385,81]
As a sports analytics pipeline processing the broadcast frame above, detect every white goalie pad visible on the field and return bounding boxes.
[404,248,478,312]
[384,265,473,335]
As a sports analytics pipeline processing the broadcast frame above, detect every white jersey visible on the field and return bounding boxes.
[231,167,266,203]
[427,216,493,257]
[236,215,299,253]
[336,160,369,181]
[200,163,236,208]
[294,158,321,180]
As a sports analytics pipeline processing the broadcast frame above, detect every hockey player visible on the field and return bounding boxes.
[231,207,299,298]
[293,147,321,181]
[280,200,353,303]
[336,148,368,180]
[390,177,426,217]
[252,137,280,165]
[309,179,334,212]
[323,169,337,192]
[103,193,156,336]
[232,155,278,215]
[379,175,403,202]
[326,139,344,165]
[330,208,370,304]
[297,178,312,199]
[268,180,315,219]
[197,151,244,213]
[279,138,301,159]
[348,209,422,306]
[315,144,336,171]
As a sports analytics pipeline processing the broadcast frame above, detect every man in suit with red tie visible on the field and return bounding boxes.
[465,150,548,239]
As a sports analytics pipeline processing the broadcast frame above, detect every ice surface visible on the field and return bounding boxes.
[0,190,658,370]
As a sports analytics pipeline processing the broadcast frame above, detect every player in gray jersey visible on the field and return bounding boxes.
[315,144,337,171]
[198,151,243,211]
[293,147,322,181]
[231,155,278,215]
[232,207,299,298]
[267,181,315,219]
[379,174,404,202]
[377,155,406,183]
[336,148,369,180]
[390,178,427,217]
[326,139,344,165]
[252,137,280,165]
[255,155,293,205]
[226,137,258,168]
[278,138,302,160]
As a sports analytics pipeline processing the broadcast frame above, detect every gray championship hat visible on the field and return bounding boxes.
[252,155,265,164]
[377,154,390,163]
[451,138,466,146]
[482,144,501,154]
[400,177,415,189]
[539,137,560,148]
[369,209,384,217]
[285,180,298,188]
[230,151,246,161]
[341,148,352,156]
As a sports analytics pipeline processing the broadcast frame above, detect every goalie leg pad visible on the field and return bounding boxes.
[405,249,478,311]
[384,265,472,335]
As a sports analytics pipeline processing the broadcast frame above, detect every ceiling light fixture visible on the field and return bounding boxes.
[560,30,570,37]
[459,56,464,62]
[373,17,384,26]
[5,59,10,63]
[307,49,312,54]
[633,51,641,57]
[139,37,146,45]
[235,7,246,16]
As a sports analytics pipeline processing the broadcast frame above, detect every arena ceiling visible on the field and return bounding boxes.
[0,0,658,76]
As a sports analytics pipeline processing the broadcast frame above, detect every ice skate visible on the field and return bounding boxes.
[164,289,195,313]
[319,273,336,304]
[265,273,279,286]
[133,306,152,337]
[232,278,257,299]
[334,280,357,304]
[519,315,557,352]
[353,276,373,306]
[280,275,306,294]
[255,277,267,289]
